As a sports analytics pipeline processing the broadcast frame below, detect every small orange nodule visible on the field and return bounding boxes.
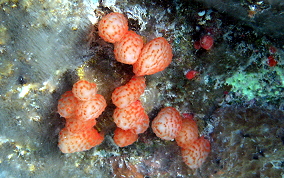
[133,37,173,76]
[111,76,146,108]
[58,127,104,153]
[113,100,146,131]
[113,127,138,147]
[151,107,182,141]
[57,91,79,119]
[57,79,107,153]
[72,80,97,101]
[98,12,128,43]
[181,136,211,169]
[114,31,144,64]
[175,115,198,148]
[76,94,107,121]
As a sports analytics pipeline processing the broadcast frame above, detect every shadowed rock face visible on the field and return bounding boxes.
[208,105,284,178]
[194,0,284,46]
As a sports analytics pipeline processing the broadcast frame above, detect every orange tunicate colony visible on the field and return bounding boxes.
[57,80,106,153]
[98,12,173,146]
[152,108,210,169]
[177,114,211,169]
[111,76,148,147]
[56,12,210,170]
[98,12,172,75]
[98,12,210,168]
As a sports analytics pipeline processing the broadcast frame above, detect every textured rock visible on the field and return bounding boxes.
[207,105,284,177]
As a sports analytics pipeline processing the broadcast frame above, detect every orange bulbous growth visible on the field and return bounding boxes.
[181,136,211,169]
[133,37,173,76]
[133,112,149,134]
[114,31,144,64]
[58,127,104,153]
[111,76,146,108]
[76,94,107,121]
[175,114,199,148]
[113,127,138,147]
[57,91,79,119]
[57,79,107,153]
[98,12,128,43]
[65,117,97,133]
[113,100,146,131]
[151,107,182,141]
[72,80,97,101]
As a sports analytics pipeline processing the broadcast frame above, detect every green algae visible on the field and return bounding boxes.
[226,66,284,102]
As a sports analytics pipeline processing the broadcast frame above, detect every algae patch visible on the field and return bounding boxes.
[226,67,284,102]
